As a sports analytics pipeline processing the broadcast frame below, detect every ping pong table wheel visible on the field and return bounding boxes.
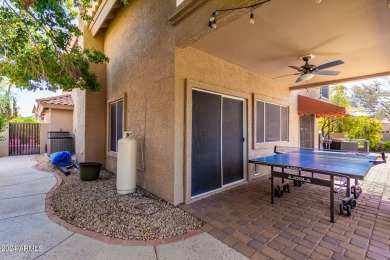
[293,180,302,187]
[356,187,362,198]
[350,199,357,209]
[274,185,284,198]
[352,186,362,199]
[346,205,351,216]
[282,183,291,193]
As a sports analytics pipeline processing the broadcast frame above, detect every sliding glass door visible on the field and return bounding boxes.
[191,90,245,197]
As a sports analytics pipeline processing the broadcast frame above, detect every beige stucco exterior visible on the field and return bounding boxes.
[382,122,390,141]
[44,109,73,133]
[72,24,107,164]
[77,0,322,205]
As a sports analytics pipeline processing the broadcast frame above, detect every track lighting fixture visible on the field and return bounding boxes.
[250,10,255,24]
[208,0,271,29]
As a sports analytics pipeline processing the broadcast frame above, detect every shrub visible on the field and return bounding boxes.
[377,141,390,152]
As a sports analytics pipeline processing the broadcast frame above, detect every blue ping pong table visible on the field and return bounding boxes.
[249,146,384,222]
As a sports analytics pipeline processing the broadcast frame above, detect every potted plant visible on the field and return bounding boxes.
[79,162,102,181]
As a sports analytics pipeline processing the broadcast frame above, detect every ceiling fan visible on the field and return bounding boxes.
[275,54,344,83]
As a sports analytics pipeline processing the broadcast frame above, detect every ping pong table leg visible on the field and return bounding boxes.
[330,175,335,223]
[271,166,274,204]
[346,177,351,197]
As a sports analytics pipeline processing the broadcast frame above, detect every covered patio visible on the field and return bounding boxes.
[181,162,390,259]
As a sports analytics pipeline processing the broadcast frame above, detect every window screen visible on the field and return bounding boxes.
[281,106,288,141]
[321,86,329,99]
[265,103,280,142]
[109,99,123,152]
[256,101,264,143]
[256,100,289,143]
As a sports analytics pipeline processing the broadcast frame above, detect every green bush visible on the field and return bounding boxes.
[344,116,382,150]
[9,117,39,123]
[377,141,390,152]
[0,116,5,141]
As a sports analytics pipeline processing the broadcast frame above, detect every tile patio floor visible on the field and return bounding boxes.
[180,162,390,260]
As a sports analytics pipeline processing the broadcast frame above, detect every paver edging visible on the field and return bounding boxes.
[33,164,203,246]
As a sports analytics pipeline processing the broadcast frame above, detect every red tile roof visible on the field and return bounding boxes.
[36,94,73,106]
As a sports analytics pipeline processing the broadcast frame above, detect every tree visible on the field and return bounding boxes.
[0,78,19,120]
[0,116,5,140]
[319,85,351,137]
[0,0,127,92]
[319,84,383,150]
[0,77,19,140]
[350,78,390,120]
[344,116,382,150]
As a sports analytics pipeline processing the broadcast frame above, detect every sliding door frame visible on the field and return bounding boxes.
[185,80,250,202]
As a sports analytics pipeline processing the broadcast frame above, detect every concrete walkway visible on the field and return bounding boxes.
[0,155,247,260]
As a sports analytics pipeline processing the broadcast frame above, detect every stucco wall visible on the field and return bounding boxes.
[40,123,50,154]
[48,109,73,133]
[73,23,107,165]
[175,47,321,203]
[103,0,177,204]
[382,122,390,141]
[72,89,86,162]
[43,111,50,124]
[81,0,323,205]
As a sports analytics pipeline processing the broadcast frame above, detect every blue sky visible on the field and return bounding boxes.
[14,88,62,117]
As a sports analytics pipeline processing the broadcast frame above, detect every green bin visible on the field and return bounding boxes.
[79,162,102,181]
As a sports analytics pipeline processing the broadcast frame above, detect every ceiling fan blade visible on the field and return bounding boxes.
[314,70,340,76]
[295,76,304,83]
[273,73,301,79]
[316,60,344,70]
[289,65,303,71]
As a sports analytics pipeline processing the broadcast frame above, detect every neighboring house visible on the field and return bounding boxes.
[71,1,390,205]
[32,94,74,134]
[382,120,390,141]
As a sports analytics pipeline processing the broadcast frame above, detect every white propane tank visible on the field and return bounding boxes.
[117,131,137,194]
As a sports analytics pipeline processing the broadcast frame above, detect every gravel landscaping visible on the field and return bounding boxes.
[33,155,203,241]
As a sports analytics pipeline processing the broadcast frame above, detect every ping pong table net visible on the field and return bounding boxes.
[274,145,386,163]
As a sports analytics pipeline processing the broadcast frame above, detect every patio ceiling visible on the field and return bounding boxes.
[191,0,390,90]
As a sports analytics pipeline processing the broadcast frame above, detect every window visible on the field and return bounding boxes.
[321,86,329,99]
[109,99,123,152]
[256,100,288,143]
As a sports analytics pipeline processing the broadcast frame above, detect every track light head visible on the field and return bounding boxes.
[209,12,217,28]
[249,10,255,24]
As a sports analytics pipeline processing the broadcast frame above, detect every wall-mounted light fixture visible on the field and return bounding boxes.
[209,0,271,29]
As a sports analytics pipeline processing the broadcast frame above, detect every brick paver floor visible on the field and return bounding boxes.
[180,162,390,260]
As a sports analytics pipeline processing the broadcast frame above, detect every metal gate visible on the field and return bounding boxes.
[9,123,40,155]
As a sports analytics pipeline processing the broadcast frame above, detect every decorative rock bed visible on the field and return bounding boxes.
[34,155,203,240]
